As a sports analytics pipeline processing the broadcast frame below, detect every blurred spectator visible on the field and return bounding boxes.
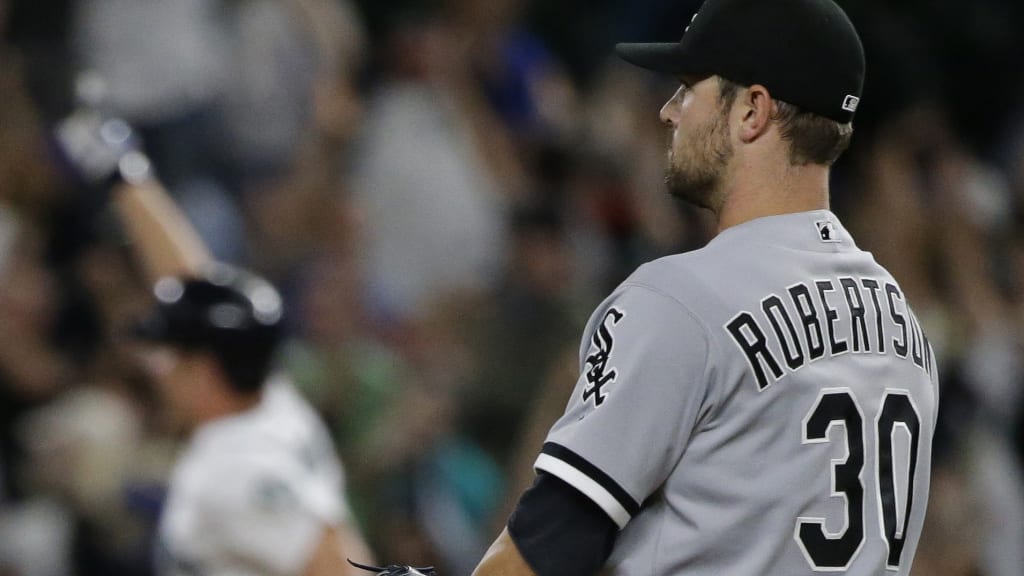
[0,222,71,486]
[461,203,580,465]
[363,298,504,576]
[350,4,515,324]
[221,0,366,184]
[71,0,229,188]
[72,0,228,128]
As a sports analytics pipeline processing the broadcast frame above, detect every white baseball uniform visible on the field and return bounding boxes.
[156,377,349,576]
[535,210,939,575]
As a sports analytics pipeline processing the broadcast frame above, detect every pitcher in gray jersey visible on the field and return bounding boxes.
[471,0,937,575]
[540,211,937,575]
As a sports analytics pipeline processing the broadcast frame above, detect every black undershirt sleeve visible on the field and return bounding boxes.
[507,472,619,576]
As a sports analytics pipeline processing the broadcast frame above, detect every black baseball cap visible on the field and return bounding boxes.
[615,0,865,123]
[134,263,284,392]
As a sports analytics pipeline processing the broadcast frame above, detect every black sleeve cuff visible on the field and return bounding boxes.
[507,472,618,576]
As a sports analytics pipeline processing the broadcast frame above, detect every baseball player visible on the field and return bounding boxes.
[136,263,377,576]
[55,106,374,576]
[472,0,938,575]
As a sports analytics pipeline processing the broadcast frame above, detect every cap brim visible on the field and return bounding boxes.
[615,42,694,75]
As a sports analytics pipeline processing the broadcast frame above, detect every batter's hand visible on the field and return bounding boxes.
[53,72,153,189]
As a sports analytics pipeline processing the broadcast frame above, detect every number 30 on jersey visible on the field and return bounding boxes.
[795,388,922,572]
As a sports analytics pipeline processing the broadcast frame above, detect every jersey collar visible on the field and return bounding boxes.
[710,210,858,253]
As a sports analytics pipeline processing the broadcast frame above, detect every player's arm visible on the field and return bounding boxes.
[54,105,213,284]
[473,529,535,576]
[111,178,213,285]
[476,283,712,576]
[473,473,618,576]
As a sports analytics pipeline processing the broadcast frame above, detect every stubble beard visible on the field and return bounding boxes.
[664,109,733,211]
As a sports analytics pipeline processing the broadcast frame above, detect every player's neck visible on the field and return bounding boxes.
[715,156,831,232]
[193,385,262,427]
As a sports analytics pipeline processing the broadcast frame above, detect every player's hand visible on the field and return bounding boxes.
[52,73,153,189]
[54,109,152,188]
[347,559,436,576]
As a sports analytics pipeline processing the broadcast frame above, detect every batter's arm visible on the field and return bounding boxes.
[111,178,213,286]
[53,101,213,284]
[472,529,536,576]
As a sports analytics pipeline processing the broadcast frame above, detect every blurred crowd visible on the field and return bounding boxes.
[1,0,1023,575]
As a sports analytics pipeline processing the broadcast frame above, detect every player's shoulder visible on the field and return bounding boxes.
[619,250,720,303]
[205,377,320,444]
[179,379,329,476]
[588,252,721,342]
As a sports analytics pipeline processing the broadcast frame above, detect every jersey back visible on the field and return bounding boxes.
[535,210,938,575]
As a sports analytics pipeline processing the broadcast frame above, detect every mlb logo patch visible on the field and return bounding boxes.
[816,220,840,243]
[842,95,860,113]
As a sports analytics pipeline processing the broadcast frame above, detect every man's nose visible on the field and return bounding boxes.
[659,103,673,126]
[660,91,681,126]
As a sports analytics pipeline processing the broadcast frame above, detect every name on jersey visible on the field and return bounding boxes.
[725,277,933,391]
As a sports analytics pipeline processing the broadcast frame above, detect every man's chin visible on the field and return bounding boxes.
[665,175,715,210]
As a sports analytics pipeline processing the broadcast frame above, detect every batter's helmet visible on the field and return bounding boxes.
[134,263,284,393]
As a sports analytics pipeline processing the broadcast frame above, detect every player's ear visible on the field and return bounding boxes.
[737,84,773,143]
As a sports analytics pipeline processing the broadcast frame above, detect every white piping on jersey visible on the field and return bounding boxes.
[535,453,632,529]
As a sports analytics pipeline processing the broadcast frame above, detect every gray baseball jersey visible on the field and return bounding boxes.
[535,210,938,575]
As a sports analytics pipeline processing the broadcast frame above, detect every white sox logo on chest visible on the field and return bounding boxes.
[583,307,625,406]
